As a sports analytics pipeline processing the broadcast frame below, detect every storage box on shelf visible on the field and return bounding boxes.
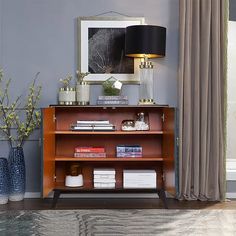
[41,105,176,208]
[123,169,157,189]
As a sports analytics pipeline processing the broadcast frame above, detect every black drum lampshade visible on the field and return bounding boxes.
[125,25,166,58]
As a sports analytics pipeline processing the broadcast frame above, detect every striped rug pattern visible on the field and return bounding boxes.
[0,209,236,235]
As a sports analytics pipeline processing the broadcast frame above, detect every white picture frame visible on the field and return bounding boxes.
[77,16,145,84]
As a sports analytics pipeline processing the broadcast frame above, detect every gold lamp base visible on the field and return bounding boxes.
[138,99,155,105]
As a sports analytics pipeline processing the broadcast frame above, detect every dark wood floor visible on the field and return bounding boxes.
[0,198,235,210]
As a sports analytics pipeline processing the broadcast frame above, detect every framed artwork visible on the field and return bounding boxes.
[77,16,145,84]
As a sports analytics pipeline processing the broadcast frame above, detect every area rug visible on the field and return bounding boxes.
[0,209,236,236]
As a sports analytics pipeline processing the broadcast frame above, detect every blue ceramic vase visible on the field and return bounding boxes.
[0,157,10,204]
[8,147,25,201]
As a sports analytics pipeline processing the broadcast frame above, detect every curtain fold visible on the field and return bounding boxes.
[178,0,228,201]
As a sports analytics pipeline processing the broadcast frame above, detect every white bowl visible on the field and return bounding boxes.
[65,175,83,187]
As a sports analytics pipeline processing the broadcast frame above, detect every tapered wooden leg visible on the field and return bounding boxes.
[157,189,168,209]
[52,190,61,209]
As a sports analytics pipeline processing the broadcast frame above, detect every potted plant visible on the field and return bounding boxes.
[102,76,122,96]
[76,70,90,105]
[58,75,76,105]
[0,69,41,201]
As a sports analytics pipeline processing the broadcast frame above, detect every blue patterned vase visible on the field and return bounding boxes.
[0,157,10,204]
[8,147,25,201]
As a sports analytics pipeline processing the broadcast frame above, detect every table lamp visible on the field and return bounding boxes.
[125,25,166,104]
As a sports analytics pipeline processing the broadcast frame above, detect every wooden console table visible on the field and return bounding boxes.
[41,105,176,208]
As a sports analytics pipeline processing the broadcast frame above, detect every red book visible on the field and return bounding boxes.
[75,147,105,153]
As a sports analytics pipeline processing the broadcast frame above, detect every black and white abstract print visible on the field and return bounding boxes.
[88,28,134,74]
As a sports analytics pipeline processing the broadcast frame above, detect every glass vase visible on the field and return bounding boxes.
[8,147,25,201]
[135,112,149,131]
[0,157,10,204]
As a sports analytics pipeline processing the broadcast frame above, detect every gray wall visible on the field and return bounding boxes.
[227,181,236,193]
[230,0,236,21]
[0,0,179,193]
[0,0,2,65]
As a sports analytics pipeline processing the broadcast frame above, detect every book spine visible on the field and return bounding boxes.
[94,174,115,179]
[97,100,128,105]
[94,183,116,188]
[74,152,106,158]
[116,146,142,153]
[71,127,115,131]
[74,124,113,127]
[75,147,105,153]
[77,120,110,124]
[71,126,93,130]
[93,179,116,183]
[116,145,141,147]
[93,126,115,130]
[116,152,142,158]
[98,96,128,100]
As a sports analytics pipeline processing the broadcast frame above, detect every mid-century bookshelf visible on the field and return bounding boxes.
[41,105,176,208]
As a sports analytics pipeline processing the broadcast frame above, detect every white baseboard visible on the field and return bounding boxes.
[25,192,41,198]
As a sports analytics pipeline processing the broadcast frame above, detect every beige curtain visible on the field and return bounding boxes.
[178,0,228,200]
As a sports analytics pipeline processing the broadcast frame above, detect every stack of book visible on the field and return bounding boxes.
[74,146,106,158]
[97,95,128,105]
[123,169,156,189]
[71,120,115,131]
[116,145,142,158]
[93,168,116,188]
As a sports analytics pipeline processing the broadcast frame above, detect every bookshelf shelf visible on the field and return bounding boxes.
[55,156,166,162]
[42,105,176,208]
[54,184,157,192]
[55,130,164,135]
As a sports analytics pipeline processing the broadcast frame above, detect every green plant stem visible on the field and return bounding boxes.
[0,104,12,148]
[0,71,41,147]
[1,79,11,105]
[19,88,40,147]
[19,105,35,147]
[19,74,40,146]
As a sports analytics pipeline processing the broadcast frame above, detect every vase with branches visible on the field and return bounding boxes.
[76,70,90,105]
[58,74,76,105]
[0,69,41,201]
